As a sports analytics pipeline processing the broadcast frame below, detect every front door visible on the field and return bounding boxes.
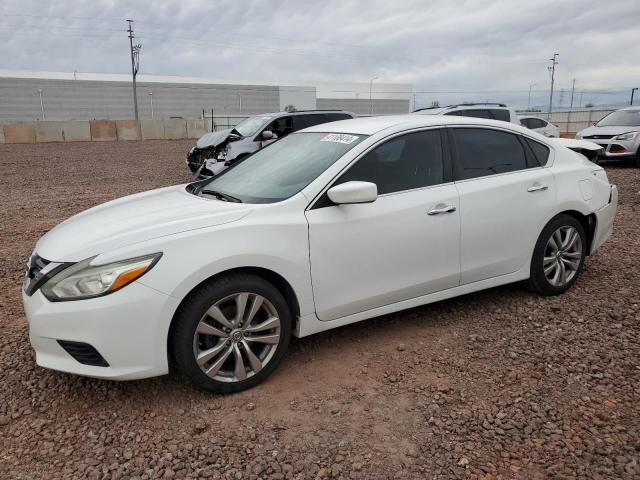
[306,129,461,321]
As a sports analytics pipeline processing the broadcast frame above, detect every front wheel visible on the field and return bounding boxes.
[527,214,587,296]
[171,274,292,393]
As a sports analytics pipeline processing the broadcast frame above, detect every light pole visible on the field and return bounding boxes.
[148,91,154,119]
[547,53,559,121]
[631,87,638,106]
[369,76,378,115]
[527,83,538,110]
[238,93,242,114]
[37,88,45,120]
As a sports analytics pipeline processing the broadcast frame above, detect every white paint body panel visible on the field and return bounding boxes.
[306,184,460,320]
[22,114,618,380]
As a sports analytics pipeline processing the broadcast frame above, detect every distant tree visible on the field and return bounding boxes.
[585,103,594,108]
[430,100,441,108]
[284,104,297,112]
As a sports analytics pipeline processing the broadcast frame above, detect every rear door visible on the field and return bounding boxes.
[449,127,556,284]
[306,129,461,320]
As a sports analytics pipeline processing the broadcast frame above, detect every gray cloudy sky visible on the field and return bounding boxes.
[1,0,639,108]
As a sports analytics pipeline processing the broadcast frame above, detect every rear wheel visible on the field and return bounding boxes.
[527,214,586,295]
[171,274,291,393]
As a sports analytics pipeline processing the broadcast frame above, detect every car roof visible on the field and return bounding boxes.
[302,114,525,136]
[254,110,354,118]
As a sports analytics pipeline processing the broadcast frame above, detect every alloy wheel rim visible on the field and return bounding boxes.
[543,226,583,287]
[193,292,281,383]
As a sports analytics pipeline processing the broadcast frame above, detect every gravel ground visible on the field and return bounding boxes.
[0,140,639,480]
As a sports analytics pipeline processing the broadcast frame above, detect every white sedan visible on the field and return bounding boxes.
[22,115,618,393]
[519,115,561,137]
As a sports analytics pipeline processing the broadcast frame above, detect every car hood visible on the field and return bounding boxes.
[578,125,640,137]
[35,185,253,262]
[196,129,237,148]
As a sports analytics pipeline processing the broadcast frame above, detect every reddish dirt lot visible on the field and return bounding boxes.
[0,140,639,479]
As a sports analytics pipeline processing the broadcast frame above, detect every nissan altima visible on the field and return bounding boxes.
[22,115,618,393]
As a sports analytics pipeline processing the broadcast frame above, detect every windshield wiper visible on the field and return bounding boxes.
[200,189,242,203]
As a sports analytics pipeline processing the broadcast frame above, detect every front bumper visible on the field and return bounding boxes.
[23,281,180,380]
[586,139,639,158]
[591,185,618,254]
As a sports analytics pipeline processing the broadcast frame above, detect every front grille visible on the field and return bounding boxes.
[57,340,109,367]
[583,135,615,140]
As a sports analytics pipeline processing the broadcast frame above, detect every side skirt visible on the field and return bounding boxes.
[294,266,530,338]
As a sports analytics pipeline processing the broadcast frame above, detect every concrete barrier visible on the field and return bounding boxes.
[163,119,187,140]
[90,120,117,141]
[141,120,165,140]
[63,121,91,142]
[116,120,140,141]
[4,122,36,144]
[186,119,207,139]
[35,121,65,143]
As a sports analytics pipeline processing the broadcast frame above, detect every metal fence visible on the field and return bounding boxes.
[200,112,247,132]
[519,109,615,133]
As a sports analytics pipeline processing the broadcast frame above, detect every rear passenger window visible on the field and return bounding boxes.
[452,128,529,180]
[336,130,444,195]
[524,138,550,166]
[446,109,492,119]
[489,109,510,122]
[293,114,324,131]
[326,113,351,121]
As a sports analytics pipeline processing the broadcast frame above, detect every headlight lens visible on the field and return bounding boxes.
[41,253,161,301]
[575,132,582,139]
[614,131,640,141]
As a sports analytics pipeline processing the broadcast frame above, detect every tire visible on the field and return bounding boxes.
[171,273,292,393]
[527,214,587,296]
[634,151,640,168]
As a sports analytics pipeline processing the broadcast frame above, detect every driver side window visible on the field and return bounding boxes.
[266,116,293,138]
[335,129,444,195]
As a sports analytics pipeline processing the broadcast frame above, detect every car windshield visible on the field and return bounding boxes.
[597,110,640,127]
[198,132,367,203]
[233,115,274,137]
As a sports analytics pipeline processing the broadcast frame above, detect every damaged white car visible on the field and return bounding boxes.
[186,110,354,177]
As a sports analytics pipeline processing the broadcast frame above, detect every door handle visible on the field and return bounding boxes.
[428,204,457,215]
[527,184,548,193]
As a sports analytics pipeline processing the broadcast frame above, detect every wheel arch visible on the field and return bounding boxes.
[166,266,301,369]
[552,209,596,255]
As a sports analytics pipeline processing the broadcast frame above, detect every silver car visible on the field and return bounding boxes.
[576,107,640,166]
[187,110,355,177]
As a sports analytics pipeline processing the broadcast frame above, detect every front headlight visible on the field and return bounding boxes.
[614,131,640,141]
[41,253,162,301]
[575,132,582,139]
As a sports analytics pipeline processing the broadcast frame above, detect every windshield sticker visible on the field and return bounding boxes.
[321,133,359,144]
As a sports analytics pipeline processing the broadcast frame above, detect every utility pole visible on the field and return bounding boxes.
[547,53,559,121]
[369,76,378,115]
[527,83,537,110]
[127,20,142,121]
[631,87,638,106]
[569,78,576,110]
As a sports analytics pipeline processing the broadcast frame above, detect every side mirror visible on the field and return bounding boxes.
[261,130,275,140]
[327,181,377,205]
